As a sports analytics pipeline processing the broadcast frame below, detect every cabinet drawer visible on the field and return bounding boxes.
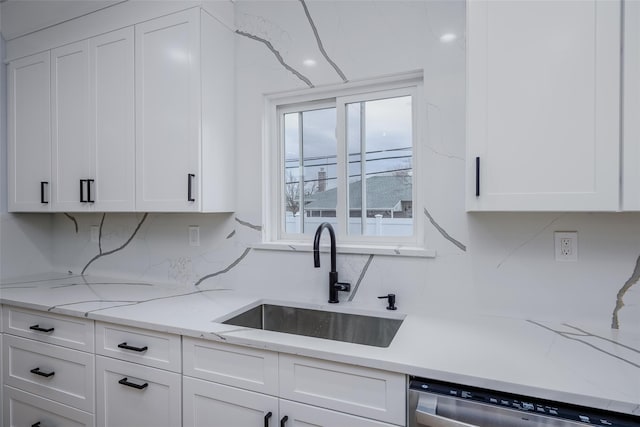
[3,334,95,412]
[183,337,278,395]
[280,398,399,427]
[3,305,94,351]
[279,354,406,426]
[96,356,181,427]
[3,385,94,427]
[95,322,181,372]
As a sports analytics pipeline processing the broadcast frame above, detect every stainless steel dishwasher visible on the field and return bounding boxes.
[409,376,640,427]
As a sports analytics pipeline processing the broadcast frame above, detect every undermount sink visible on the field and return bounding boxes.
[222,304,404,348]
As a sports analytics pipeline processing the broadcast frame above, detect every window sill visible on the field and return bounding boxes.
[251,242,436,258]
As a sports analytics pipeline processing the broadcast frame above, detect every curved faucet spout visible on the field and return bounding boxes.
[313,222,336,271]
[313,223,349,303]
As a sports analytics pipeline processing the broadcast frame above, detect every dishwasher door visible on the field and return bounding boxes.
[409,390,589,427]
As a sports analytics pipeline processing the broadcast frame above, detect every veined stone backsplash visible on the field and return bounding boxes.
[1,1,639,333]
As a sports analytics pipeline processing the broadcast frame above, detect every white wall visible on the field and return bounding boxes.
[20,1,640,332]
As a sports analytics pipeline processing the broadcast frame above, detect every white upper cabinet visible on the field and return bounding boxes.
[90,27,135,211]
[51,28,135,212]
[51,40,91,211]
[623,1,640,210]
[7,5,234,213]
[8,51,51,212]
[135,8,235,212]
[467,0,621,211]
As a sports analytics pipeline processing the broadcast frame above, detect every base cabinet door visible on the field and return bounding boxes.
[96,356,180,427]
[279,399,398,427]
[183,376,278,427]
[3,385,94,427]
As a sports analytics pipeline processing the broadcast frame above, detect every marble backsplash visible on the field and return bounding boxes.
[0,0,638,335]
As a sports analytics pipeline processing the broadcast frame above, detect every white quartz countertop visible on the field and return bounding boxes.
[1,273,638,417]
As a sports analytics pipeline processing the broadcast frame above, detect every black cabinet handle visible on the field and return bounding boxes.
[475,157,480,197]
[118,377,148,390]
[188,174,195,202]
[80,179,86,202]
[30,367,55,378]
[40,182,49,204]
[264,412,272,427]
[280,416,288,427]
[118,342,148,353]
[87,179,95,203]
[29,324,54,333]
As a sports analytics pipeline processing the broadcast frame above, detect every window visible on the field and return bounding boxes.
[264,73,425,253]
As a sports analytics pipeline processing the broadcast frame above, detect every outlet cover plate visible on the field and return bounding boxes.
[554,231,577,262]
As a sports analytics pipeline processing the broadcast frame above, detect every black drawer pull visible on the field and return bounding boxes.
[87,179,95,203]
[118,342,148,352]
[80,179,86,202]
[475,156,480,197]
[119,377,148,390]
[188,173,195,202]
[264,412,272,427]
[30,367,55,378]
[40,182,49,204]
[32,422,41,427]
[29,324,54,333]
[280,415,288,427]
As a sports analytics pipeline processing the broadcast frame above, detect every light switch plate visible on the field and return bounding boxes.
[189,226,200,247]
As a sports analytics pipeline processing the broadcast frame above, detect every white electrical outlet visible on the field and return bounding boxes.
[189,226,200,247]
[91,226,99,243]
[554,231,577,262]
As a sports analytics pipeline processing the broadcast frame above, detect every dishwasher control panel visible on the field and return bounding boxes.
[409,377,640,427]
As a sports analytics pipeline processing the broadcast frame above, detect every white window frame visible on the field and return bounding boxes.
[261,71,433,257]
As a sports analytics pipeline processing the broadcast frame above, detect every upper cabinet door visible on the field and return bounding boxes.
[8,51,51,212]
[135,8,201,212]
[51,40,92,211]
[623,1,640,210]
[90,27,135,211]
[467,0,621,211]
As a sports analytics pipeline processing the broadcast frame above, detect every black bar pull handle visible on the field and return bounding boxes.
[475,156,480,197]
[40,182,49,204]
[188,174,195,202]
[87,179,95,203]
[264,412,272,427]
[30,324,54,333]
[30,367,55,378]
[118,377,148,390]
[32,422,41,427]
[280,416,288,427]
[80,179,86,202]
[118,342,148,353]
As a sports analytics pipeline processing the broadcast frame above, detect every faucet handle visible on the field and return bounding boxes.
[378,294,397,310]
[335,282,351,292]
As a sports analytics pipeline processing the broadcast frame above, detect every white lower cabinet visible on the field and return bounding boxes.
[182,337,405,427]
[96,356,181,427]
[183,376,278,427]
[3,385,94,427]
[279,399,398,427]
[1,305,96,426]
[3,335,95,412]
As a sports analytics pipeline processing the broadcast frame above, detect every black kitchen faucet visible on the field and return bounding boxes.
[313,223,351,303]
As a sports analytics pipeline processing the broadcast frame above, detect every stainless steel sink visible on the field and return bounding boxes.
[222,304,403,347]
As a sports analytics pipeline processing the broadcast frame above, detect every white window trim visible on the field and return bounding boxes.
[260,70,435,258]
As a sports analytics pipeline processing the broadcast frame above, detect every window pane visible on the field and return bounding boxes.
[283,107,337,235]
[346,96,413,236]
[284,112,301,233]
